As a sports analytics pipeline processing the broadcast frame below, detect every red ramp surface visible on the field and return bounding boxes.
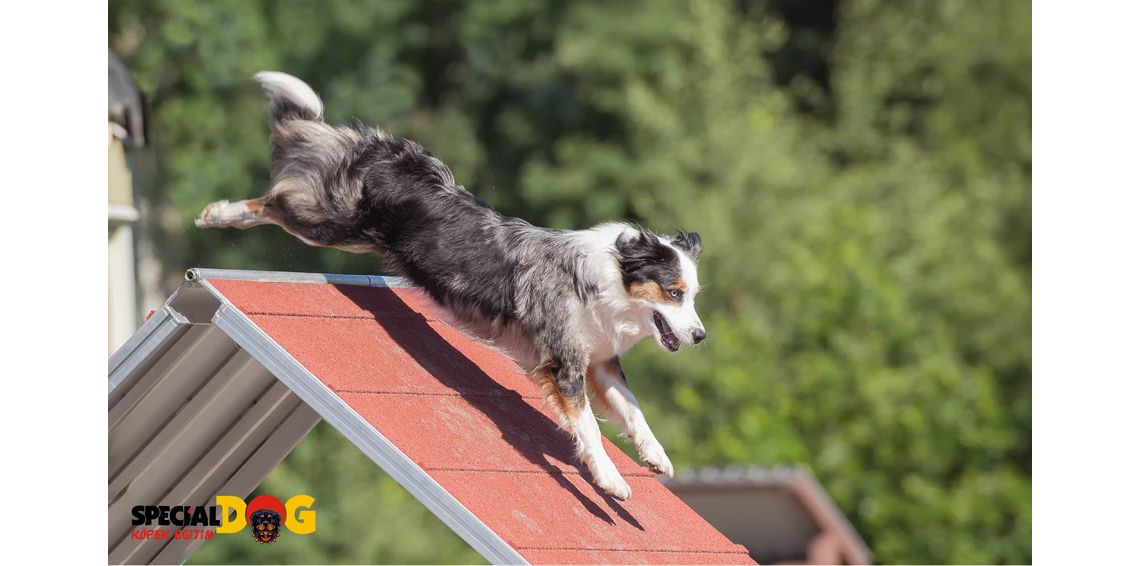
[208,276,753,564]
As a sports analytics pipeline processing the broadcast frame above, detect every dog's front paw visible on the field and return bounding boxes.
[588,457,632,500]
[639,441,674,478]
[596,472,632,501]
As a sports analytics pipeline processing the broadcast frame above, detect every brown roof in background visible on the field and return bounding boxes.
[663,467,872,565]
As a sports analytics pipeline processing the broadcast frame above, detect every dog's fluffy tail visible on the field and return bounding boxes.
[253,71,324,124]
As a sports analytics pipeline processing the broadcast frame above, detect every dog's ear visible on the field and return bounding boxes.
[671,231,703,261]
[615,228,674,285]
[616,228,670,263]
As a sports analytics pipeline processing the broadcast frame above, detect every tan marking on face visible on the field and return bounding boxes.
[670,278,688,295]
[627,278,686,304]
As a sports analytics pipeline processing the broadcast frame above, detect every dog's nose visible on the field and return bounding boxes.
[692,328,706,344]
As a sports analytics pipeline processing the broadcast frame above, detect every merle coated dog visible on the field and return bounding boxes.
[196,72,706,500]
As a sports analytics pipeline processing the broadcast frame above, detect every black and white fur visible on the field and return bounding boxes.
[197,72,707,500]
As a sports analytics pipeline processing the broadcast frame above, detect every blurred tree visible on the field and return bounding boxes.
[111,0,1030,563]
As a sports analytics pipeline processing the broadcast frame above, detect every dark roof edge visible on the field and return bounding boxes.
[195,277,526,565]
[186,267,408,288]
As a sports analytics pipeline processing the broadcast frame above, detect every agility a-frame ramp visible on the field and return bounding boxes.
[108,268,754,565]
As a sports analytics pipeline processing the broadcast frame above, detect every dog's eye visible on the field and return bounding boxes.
[670,289,681,299]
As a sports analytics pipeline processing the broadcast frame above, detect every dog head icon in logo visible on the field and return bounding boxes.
[245,494,285,544]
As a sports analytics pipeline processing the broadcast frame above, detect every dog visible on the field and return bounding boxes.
[196,72,706,500]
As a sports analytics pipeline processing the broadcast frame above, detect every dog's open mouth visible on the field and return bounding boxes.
[652,311,681,352]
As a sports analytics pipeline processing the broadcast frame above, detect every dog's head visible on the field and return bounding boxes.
[616,227,706,352]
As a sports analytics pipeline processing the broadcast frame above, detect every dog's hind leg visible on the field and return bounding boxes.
[195,197,276,229]
[534,357,632,500]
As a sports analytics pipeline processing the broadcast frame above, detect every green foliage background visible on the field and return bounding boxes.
[110,0,1030,563]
